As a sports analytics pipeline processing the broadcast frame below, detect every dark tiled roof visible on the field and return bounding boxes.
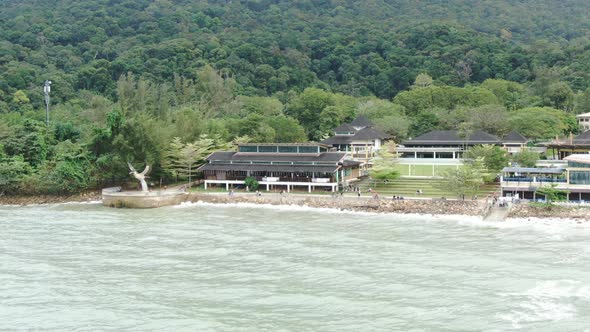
[503,131,528,143]
[350,115,373,128]
[343,160,362,167]
[333,123,356,133]
[403,130,501,146]
[207,151,346,162]
[542,130,590,147]
[321,136,353,145]
[322,127,389,146]
[198,164,339,173]
[352,127,390,140]
[574,130,590,144]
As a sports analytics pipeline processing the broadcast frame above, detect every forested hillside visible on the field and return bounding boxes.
[1,0,589,194]
[2,0,590,101]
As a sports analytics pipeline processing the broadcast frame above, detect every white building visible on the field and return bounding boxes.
[576,112,590,131]
[321,115,390,163]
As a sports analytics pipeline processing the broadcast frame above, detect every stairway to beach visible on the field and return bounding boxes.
[484,205,512,221]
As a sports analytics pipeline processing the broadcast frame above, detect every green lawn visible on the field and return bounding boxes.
[394,164,459,177]
[356,177,499,199]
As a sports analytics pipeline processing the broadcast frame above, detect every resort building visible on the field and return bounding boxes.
[400,130,501,158]
[544,130,590,160]
[501,131,529,154]
[198,143,361,192]
[500,154,590,201]
[395,130,501,177]
[321,115,390,162]
[395,130,546,177]
[577,113,590,131]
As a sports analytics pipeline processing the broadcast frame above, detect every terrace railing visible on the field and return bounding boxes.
[503,177,566,183]
[226,175,335,183]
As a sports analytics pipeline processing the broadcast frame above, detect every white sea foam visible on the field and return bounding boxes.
[175,200,590,227]
[55,200,103,205]
[173,200,379,216]
[0,200,103,208]
[0,204,23,208]
[173,200,486,223]
[458,216,589,230]
[497,280,590,328]
[507,216,589,224]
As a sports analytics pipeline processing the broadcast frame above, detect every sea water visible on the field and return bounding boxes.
[1,202,589,331]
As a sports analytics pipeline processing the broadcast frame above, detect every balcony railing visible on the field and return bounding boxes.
[225,175,335,183]
[503,177,567,183]
[346,151,375,159]
[505,147,547,153]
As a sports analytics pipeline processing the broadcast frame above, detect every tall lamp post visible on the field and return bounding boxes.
[43,80,51,125]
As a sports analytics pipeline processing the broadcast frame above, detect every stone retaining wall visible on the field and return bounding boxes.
[188,193,486,216]
[508,204,590,220]
[0,191,101,205]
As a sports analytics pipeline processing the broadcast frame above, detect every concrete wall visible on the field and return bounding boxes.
[102,188,188,208]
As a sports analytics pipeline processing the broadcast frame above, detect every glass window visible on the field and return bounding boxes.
[258,145,278,153]
[298,146,319,153]
[238,146,257,152]
[416,152,434,158]
[568,161,590,168]
[570,171,590,185]
[437,152,454,158]
[278,146,298,153]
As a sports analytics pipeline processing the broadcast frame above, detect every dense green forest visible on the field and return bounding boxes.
[1,0,590,194]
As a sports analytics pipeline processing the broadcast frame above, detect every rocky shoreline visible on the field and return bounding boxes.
[1,191,588,222]
[508,204,590,220]
[0,191,102,205]
[186,193,487,216]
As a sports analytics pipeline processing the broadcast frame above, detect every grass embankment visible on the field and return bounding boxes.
[394,164,459,177]
[355,178,499,199]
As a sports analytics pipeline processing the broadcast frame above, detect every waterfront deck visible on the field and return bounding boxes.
[203,179,338,192]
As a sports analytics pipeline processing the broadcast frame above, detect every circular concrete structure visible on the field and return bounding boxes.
[102,187,188,208]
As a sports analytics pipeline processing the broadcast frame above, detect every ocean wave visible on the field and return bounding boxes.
[173,200,379,216]
[173,201,590,234]
[53,200,103,206]
[497,280,589,328]
[0,200,103,208]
